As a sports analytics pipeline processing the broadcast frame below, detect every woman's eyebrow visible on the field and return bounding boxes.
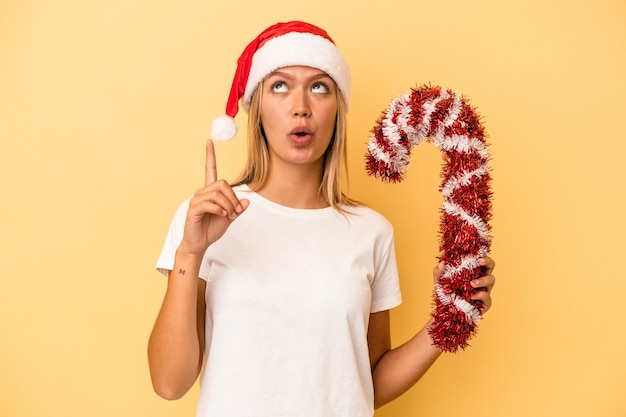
[309,73,333,82]
[267,70,293,79]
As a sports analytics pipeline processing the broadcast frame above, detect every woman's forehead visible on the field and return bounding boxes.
[266,66,332,79]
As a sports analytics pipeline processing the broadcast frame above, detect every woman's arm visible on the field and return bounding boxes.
[148,254,206,400]
[369,312,441,409]
[148,141,248,399]
[369,257,496,408]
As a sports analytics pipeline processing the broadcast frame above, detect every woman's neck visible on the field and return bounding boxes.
[257,163,328,209]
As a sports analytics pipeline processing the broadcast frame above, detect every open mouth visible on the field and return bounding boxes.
[290,126,312,136]
[289,127,313,145]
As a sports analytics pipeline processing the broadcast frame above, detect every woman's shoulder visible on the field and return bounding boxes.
[341,203,394,230]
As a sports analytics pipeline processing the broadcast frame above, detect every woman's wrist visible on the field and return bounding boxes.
[175,243,207,260]
[172,248,204,278]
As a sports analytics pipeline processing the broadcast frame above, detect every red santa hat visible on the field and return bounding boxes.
[210,21,351,141]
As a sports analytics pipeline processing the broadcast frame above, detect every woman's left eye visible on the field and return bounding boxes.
[311,83,329,94]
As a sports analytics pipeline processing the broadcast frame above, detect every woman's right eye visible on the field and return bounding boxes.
[271,81,288,92]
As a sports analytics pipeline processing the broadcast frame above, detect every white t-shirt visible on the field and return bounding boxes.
[156,185,402,417]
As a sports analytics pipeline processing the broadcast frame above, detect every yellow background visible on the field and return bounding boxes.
[1,0,625,416]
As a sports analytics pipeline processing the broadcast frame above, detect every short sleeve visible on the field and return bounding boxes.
[155,198,189,277]
[369,223,402,313]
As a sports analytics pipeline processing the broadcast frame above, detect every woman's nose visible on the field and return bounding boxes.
[292,89,311,117]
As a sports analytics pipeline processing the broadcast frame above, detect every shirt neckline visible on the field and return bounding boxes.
[235,184,337,219]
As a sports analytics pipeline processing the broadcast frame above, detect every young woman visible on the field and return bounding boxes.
[148,21,495,417]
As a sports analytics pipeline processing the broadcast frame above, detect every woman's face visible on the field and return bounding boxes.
[259,66,338,170]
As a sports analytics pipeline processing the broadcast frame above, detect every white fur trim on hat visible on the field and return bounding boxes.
[242,32,351,111]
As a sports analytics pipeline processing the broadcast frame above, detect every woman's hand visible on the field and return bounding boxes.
[178,140,249,256]
[470,257,496,313]
[432,256,496,314]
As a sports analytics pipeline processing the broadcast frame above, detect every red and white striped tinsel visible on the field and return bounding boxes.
[366,85,492,352]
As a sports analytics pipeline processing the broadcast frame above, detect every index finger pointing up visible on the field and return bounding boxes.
[205,139,218,186]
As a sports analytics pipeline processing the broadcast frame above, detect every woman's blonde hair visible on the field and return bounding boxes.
[232,80,359,211]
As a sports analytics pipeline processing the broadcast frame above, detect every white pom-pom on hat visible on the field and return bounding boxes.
[210,116,238,141]
[210,21,351,142]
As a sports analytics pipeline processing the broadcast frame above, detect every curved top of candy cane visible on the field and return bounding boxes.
[366,85,489,182]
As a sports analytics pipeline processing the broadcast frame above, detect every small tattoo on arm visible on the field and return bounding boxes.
[178,268,186,275]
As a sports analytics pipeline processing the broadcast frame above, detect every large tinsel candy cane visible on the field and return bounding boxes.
[366,85,492,352]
